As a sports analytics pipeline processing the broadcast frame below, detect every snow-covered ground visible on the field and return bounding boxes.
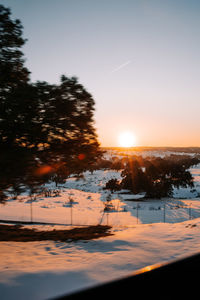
[1,155,200,299]
[1,165,200,226]
[1,219,200,299]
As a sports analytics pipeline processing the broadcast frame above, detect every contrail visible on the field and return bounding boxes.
[110,60,132,73]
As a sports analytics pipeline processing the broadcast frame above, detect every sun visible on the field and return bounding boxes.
[118,131,137,148]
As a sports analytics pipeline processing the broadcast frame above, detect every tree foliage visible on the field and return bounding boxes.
[0,5,101,202]
[0,5,30,92]
[120,156,198,198]
[105,178,121,192]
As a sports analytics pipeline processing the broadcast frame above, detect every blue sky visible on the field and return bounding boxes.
[2,0,200,146]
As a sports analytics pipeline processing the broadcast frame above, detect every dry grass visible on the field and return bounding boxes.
[0,224,113,242]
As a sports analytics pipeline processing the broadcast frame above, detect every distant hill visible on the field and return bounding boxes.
[101,146,200,154]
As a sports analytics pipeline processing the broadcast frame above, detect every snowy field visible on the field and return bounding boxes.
[1,152,200,299]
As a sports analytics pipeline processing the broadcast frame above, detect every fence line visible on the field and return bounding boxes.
[26,201,200,226]
[1,196,199,227]
[129,202,195,225]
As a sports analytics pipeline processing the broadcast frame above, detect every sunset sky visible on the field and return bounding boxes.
[3,0,200,147]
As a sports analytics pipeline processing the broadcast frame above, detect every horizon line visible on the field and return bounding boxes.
[100,146,200,149]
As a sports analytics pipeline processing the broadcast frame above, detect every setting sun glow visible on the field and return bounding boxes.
[118,131,137,148]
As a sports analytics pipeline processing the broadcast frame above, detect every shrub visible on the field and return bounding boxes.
[105,179,121,192]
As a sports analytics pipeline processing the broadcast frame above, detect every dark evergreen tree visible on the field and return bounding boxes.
[0,5,31,201]
[0,5,29,92]
[0,5,101,202]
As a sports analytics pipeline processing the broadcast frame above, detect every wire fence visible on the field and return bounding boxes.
[127,202,195,224]
[98,200,200,225]
[1,197,200,227]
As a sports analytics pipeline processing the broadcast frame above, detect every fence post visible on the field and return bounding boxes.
[163,204,166,223]
[136,204,139,224]
[68,197,74,226]
[30,199,33,223]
